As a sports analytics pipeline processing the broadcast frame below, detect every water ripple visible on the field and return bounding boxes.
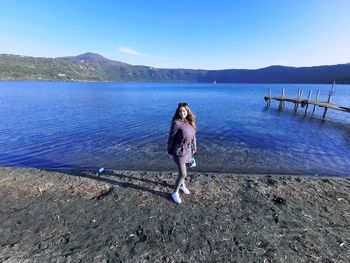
[0,82,349,176]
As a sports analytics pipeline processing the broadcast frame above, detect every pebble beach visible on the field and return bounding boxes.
[1,167,349,262]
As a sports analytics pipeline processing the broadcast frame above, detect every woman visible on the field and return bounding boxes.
[167,103,197,204]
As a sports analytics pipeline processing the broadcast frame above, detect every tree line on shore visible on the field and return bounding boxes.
[1,52,349,83]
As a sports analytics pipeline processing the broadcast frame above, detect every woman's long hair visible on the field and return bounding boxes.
[172,103,196,130]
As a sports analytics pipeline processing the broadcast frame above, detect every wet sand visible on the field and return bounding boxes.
[0,167,349,262]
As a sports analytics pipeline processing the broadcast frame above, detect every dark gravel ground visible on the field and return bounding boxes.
[0,167,350,263]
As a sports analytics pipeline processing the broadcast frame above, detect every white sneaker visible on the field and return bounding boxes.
[171,192,182,204]
[180,185,190,195]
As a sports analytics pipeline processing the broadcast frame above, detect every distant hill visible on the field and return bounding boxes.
[1,52,350,83]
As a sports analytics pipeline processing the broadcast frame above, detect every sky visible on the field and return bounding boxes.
[1,0,350,69]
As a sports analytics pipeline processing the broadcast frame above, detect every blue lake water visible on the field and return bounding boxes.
[0,81,349,176]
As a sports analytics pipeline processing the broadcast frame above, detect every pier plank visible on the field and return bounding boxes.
[264,96,350,114]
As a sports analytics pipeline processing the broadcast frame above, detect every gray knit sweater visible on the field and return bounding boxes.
[167,118,197,164]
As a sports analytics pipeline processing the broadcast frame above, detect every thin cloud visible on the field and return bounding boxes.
[116,47,183,67]
[118,47,148,57]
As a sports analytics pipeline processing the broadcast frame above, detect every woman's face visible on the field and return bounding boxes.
[179,107,188,119]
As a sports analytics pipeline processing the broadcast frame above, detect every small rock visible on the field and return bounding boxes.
[272,195,287,205]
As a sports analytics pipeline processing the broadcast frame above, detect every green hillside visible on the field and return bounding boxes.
[1,52,350,83]
[0,53,203,82]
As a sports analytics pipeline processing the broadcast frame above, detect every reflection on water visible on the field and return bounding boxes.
[0,81,349,176]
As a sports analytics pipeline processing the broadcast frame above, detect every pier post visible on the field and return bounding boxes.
[323,81,335,119]
[294,89,302,112]
[265,88,272,107]
[294,89,299,112]
[278,88,285,111]
[312,89,320,115]
[304,90,312,116]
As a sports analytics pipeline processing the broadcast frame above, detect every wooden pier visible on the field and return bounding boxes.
[264,82,350,119]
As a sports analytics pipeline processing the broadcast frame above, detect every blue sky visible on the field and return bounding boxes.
[1,0,350,69]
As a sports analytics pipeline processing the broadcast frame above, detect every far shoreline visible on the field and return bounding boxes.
[1,79,350,85]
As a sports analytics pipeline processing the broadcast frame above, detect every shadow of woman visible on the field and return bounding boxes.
[0,152,176,202]
[50,169,174,202]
